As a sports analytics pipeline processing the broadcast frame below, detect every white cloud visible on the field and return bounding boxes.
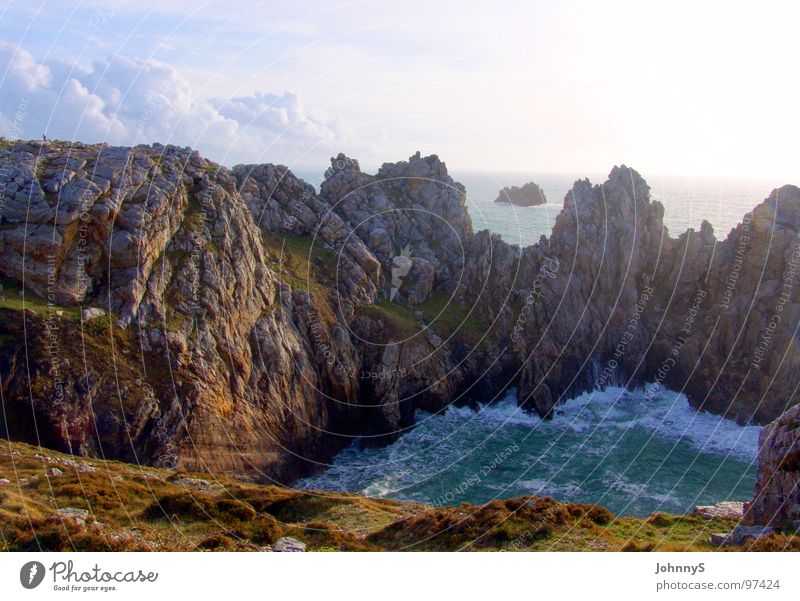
[0,43,349,167]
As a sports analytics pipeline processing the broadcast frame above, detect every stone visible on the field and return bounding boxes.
[46,467,63,476]
[81,307,106,321]
[0,478,10,485]
[175,477,215,491]
[272,536,306,552]
[710,525,774,547]
[692,501,744,520]
[709,533,728,545]
[56,507,90,524]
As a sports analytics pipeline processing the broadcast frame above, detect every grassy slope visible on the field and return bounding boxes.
[2,441,797,552]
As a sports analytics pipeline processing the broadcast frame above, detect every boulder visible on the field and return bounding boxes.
[81,307,106,321]
[55,507,90,525]
[272,536,306,552]
[709,525,774,546]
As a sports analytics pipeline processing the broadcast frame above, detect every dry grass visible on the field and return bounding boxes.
[1,440,797,552]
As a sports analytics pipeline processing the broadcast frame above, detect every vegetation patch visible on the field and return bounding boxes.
[0,277,81,322]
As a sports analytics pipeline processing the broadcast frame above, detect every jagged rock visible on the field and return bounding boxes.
[46,467,63,476]
[745,404,800,528]
[495,181,547,206]
[320,151,471,301]
[403,258,435,306]
[272,536,306,552]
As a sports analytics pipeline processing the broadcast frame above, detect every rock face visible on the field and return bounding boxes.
[319,151,471,304]
[745,404,800,528]
[454,169,800,423]
[1,139,799,491]
[494,181,546,206]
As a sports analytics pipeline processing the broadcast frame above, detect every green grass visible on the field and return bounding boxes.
[361,291,483,342]
[415,290,483,333]
[261,232,338,323]
[0,278,81,322]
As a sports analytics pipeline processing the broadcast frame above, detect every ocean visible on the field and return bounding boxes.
[294,169,778,516]
[299,387,759,517]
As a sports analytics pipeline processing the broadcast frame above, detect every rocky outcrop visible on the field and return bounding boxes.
[450,169,800,423]
[319,152,471,304]
[0,141,351,480]
[0,141,475,480]
[495,181,546,206]
[1,139,798,486]
[745,404,800,529]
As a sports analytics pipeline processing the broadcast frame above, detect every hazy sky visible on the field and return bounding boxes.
[0,0,797,179]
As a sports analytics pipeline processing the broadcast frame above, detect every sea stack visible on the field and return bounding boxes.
[494,181,546,206]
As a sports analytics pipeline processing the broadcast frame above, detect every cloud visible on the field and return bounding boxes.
[0,43,349,167]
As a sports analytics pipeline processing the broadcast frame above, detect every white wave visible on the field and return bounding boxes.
[547,385,759,462]
[634,390,759,461]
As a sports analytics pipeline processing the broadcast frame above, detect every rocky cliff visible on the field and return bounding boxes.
[0,139,798,485]
[745,404,800,529]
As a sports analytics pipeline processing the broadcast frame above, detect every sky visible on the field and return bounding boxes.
[0,0,797,180]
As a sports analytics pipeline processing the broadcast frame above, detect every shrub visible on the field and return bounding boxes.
[248,516,282,545]
[197,534,236,550]
[143,493,216,521]
[215,498,257,522]
[646,512,675,528]
[621,540,657,551]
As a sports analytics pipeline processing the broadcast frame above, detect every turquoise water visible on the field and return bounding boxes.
[299,387,759,517]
